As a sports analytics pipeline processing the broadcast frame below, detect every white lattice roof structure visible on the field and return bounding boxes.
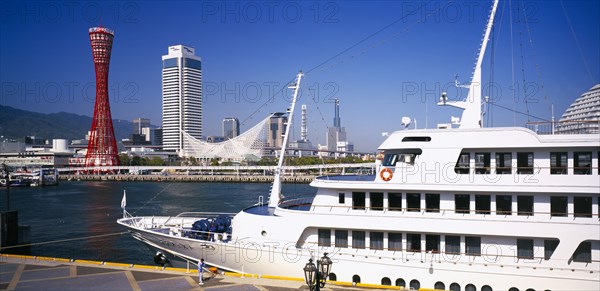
[556,84,600,134]
[181,114,272,161]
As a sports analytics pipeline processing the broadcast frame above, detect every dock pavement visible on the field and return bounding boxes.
[0,254,404,290]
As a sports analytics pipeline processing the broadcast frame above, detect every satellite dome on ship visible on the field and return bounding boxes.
[556,84,600,134]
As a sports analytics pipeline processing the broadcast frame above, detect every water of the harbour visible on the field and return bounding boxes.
[0,181,314,265]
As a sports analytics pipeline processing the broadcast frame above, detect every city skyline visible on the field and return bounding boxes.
[1,1,599,151]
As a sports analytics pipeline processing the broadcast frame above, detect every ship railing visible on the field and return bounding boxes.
[308,204,600,218]
[307,242,600,264]
[526,120,599,135]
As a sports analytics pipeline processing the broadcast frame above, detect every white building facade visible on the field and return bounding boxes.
[162,45,203,152]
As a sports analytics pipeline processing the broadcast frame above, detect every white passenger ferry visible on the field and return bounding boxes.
[118,1,599,290]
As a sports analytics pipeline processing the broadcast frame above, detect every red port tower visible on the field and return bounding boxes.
[85,27,120,169]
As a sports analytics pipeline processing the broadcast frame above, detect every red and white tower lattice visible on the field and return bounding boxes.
[85,27,120,168]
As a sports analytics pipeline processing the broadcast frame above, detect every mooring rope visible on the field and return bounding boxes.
[0,231,129,251]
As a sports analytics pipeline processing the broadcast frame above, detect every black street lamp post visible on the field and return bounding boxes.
[303,253,332,291]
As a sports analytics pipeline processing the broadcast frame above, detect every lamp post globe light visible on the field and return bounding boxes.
[303,253,332,291]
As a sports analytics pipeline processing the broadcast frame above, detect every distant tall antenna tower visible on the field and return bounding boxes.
[84,26,120,169]
[333,99,341,129]
[301,104,308,142]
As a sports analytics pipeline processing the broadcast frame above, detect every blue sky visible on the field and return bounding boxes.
[1,0,599,152]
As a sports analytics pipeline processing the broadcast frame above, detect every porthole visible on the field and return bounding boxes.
[410,279,420,290]
[466,284,476,291]
[482,285,493,291]
[261,230,267,236]
[508,288,519,291]
[352,275,361,284]
[328,273,337,281]
[435,281,446,290]
[395,278,406,287]
[381,277,391,286]
[450,283,461,291]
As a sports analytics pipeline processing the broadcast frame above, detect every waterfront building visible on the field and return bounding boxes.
[162,45,203,152]
[267,113,287,148]
[324,99,353,155]
[152,128,163,147]
[133,118,150,135]
[141,127,153,143]
[24,136,45,146]
[206,136,226,143]
[556,84,600,134]
[222,117,240,139]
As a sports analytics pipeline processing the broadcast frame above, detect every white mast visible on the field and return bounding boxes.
[268,71,303,207]
[438,0,499,128]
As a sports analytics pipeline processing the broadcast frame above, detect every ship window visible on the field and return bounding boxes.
[388,232,402,251]
[445,235,460,254]
[425,193,440,213]
[573,241,592,263]
[517,239,534,259]
[352,231,365,249]
[455,152,470,174]
[335,230,348,248]
[388,193,402,211]
[318,229,331,247]
[517,152,534,174]
[407,233,421,252]
[381,277,391,285]
[550,196,568,217]
[544,239,559,260]
[383,149,422,166]
[370,192,383,211]
[426,234,440,253]
[481,285,493,291]
[508,288,519,291]
[435,282,446,290]
[410,279,421,290]
[475,152,490,174]
[352,192,365,210]
[517,195,534,216]
[465,236,481,256]
[407,193,421,212]
[574,152,592,175]
[370,232,384,250]
[338,193,345,204]
[455,194,470,214]
[465,284,476,291]
[395,278,406,287]
[449,283,461,291]
[495,152,512,174]
[329,273,337,281]
[382,153,398,167]
[574,196,592,218]
[352,275,361,283]
[402,136,431,142]
[475,195,491,214]
[496,195,512,215]
[550,152,568,174]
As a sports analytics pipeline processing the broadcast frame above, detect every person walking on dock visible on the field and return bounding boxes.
[198,258,206,285]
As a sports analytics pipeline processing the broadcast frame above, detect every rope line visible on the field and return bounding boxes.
[489,102,550,122]
[0,231,129,250]
[132,182,174,215]
[559,0,595,84]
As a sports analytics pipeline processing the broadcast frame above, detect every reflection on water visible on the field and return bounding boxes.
[0,181,314,265]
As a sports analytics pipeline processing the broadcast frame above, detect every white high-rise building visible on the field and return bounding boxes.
[162,45,202,152]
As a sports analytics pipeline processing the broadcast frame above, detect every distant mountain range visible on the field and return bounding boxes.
[0,105,156,142]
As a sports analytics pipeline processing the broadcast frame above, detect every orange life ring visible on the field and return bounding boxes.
[380,168,393,181]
